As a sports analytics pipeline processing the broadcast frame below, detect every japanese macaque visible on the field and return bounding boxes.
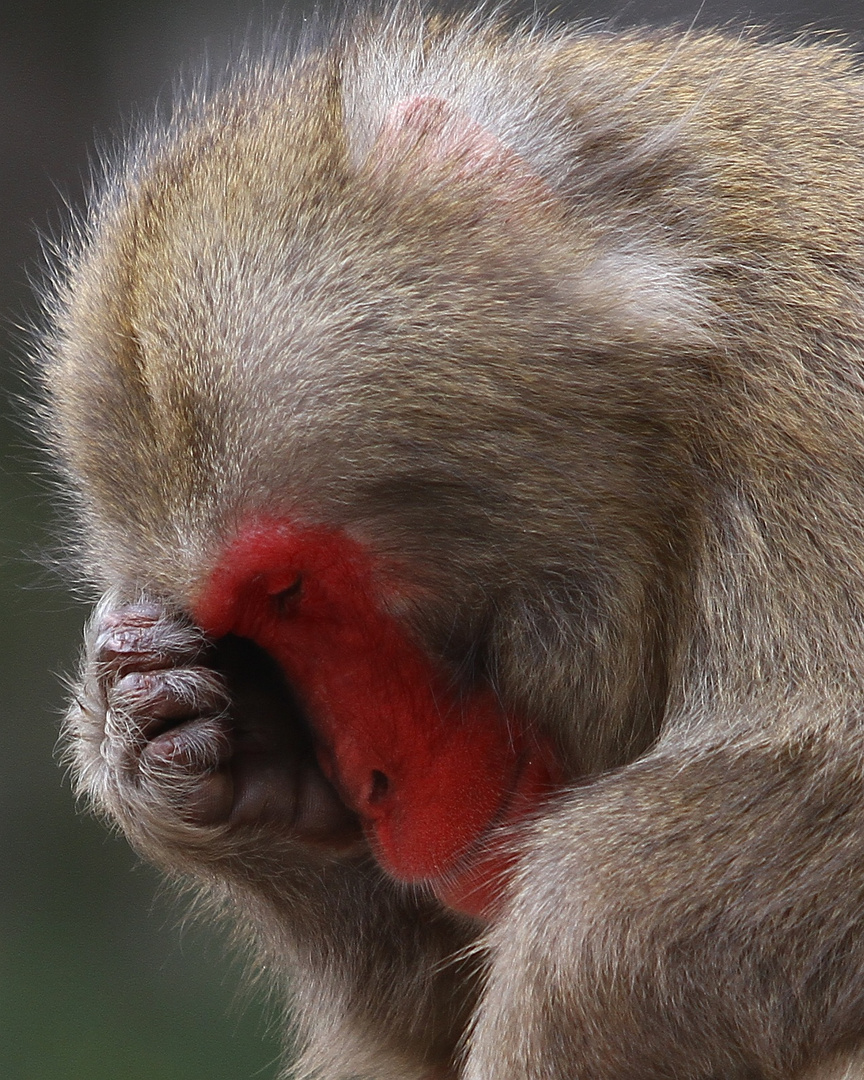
[39,7,864,1079]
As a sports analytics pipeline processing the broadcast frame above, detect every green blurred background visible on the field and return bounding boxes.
[2,1,864,1077]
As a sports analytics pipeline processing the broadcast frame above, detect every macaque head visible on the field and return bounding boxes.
[47,65,694,914]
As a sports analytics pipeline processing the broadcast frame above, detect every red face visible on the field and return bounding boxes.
[194,517,562,917]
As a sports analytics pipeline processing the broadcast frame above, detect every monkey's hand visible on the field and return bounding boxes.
[65,593,363,869]
[66,594,478,1080]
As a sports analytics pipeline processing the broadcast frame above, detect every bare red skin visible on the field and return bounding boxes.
[195,517,564,917]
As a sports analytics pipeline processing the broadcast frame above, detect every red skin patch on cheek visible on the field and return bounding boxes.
[194,517,563,917]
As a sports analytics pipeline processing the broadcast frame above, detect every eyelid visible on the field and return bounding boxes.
[269,575,304,611]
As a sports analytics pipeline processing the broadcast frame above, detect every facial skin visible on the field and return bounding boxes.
[193,516,564,914]
[44,11,864,1080]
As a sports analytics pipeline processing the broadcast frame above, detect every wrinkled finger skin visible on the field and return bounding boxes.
[70,595,364,853]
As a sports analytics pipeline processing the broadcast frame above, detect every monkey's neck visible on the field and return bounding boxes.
[195,516,563,917]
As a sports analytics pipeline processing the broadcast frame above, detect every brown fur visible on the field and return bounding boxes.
[40,9,864,1078]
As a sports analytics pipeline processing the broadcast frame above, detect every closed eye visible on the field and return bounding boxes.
[270,575,303,614]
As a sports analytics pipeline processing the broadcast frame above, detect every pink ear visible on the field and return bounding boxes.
[372,95,550,208]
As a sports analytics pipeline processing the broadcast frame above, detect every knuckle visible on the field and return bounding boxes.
[89,603,208,678]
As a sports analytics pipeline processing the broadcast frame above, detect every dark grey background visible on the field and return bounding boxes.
[2,2,862,1077]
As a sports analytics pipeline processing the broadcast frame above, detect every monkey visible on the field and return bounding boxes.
[37,7,864,1078]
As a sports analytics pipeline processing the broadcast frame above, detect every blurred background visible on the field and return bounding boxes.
[2,1,864,1077]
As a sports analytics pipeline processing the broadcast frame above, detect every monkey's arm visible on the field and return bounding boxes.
[465,726,864,1080]
[66,593,480,1080]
